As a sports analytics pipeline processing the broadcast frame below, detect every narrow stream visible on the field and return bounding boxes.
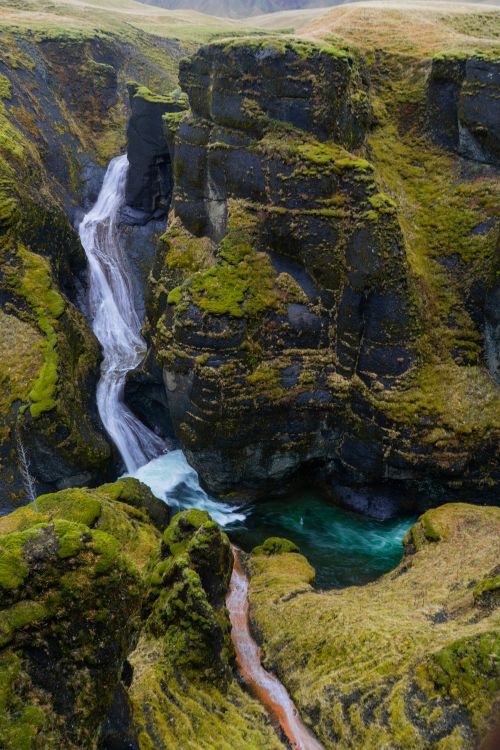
[79,156,326,748]
[228,549,324,750]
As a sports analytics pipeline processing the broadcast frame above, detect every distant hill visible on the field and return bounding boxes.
[135,0,342,18]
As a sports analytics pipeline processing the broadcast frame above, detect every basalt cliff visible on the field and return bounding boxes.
[149,39,499,513]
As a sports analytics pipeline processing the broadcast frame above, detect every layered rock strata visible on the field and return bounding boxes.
[149,39,500,505]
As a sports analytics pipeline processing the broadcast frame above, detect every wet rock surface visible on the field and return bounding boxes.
[123,82,187,225]
[0,30,184,509]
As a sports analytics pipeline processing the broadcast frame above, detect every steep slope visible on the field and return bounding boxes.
[0,492,286,749]
[0,22,192,508]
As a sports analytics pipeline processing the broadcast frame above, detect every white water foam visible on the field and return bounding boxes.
[79,155,166,472]
[131,451,246,527]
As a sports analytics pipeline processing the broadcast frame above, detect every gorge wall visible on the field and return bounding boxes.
[0,29,184,508]
[149,39,500,510]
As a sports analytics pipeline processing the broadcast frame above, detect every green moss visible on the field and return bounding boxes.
[4,245,65,418]
[473,576,500,598]
[247,504,500,749]
[0,481,161,574]
[129,506,283,748]
[177,220,278,319]
[0,531,32,591]
[167,285,182,305]
[163,509,212,557]
[0,652,45,750]
[420,511,443,543]
[0,600,49,647]
[37,490,102,528]
[0,74,11,100]
[252,537,300,556]
[425,632,500,730]
[54,520,84,559]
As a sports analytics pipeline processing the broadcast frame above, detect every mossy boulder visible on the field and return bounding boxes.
[253,537,300,556]
[246,503,500,749]
[0,478,166,572]
[0,479,163,750]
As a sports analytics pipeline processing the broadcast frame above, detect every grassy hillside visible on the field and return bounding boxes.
[0,0,245,44]
[134,0,341,19]
[248,505,500,749]
[303,1,500,55]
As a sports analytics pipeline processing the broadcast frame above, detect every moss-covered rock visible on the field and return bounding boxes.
[127,509,285,749]
[246,503,500,749]
[253,537,300,556]
[0,478,166,572]
[0,477,164,750]
[149,37,499,506]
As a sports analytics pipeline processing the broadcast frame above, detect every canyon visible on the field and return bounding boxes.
[0,1,498,748]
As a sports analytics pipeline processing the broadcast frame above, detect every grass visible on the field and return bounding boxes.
[4,246,65,418]
[0,0,254,45]
[248,503,500,750]
[303,2,500,57]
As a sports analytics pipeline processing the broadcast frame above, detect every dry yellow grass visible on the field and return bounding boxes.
[0,0,243,42]
[302,1,500,55]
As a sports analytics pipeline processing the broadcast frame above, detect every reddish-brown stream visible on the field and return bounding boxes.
[226,548,324,750]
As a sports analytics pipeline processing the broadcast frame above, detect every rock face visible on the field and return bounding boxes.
[485,233,500,385]
[247,503,500,750]
[149,39,499,504]
[0,490,285,750]
[123,83,187,226]
[126,508,284,749]
[0,30,184,509]
[427,54,500,166]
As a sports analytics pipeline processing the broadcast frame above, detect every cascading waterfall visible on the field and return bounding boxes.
[79,155,166,472]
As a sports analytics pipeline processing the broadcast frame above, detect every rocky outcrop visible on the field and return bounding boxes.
[427,54,500,166]
[485,232,500,385]
[149,38,499,505]
[0,490,286,750]
[122,83,187,226]
[0,479,163,750]
[0,30,185,509]
[125,508,284,749]
[247,503,500,750]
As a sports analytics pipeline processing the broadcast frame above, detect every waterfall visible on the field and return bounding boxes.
[78,155,165,472]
